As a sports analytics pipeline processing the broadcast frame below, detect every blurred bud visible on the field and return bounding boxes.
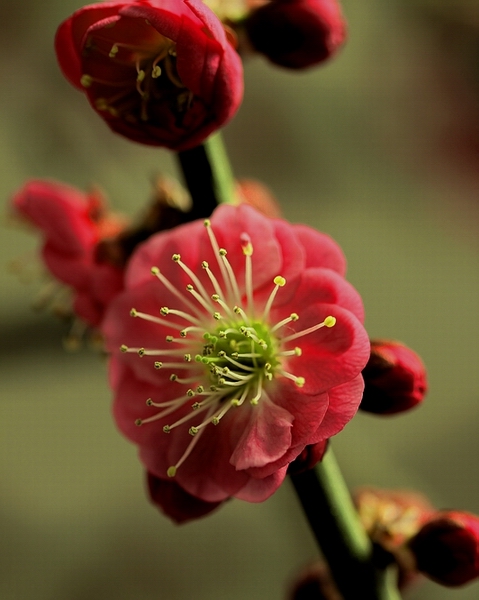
[355,487,434,551]
[287,440,329,475]
[408,511,479,586]
[360,340,427,415]
[235,179,283,218]
[287,561,343,600]
[244,0,346,70]
[354,487,434,590]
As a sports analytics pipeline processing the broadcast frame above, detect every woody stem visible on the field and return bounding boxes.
[176,132,235,219]
[289,446,401,600]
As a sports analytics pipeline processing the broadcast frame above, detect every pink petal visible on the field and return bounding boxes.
[310,375,365,442]
[279,303,370,395]
[229,394,294,470]
[293,224,346,275]
[234,466,288,502]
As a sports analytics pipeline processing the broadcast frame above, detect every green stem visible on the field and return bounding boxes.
[176,132,235,219]
[289,447,402,600]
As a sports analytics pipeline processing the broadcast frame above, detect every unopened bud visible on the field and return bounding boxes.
[244,0,346,70]
[287,440,328,475]
[408,511,479,586]
[360,340,427,415]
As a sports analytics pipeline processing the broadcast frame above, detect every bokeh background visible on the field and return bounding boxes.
[2,0,479,598]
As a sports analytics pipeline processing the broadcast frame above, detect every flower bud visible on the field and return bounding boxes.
[360,340,427,415]
[408,511,479,586]
[288,561,343,600]
[244,0,346,70]
[287,440,329,475]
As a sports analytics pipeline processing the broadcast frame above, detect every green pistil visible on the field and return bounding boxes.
[199,319,280,393]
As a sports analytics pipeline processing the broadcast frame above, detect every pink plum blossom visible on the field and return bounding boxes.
[103,204,369,510]
[12,179,126,328]
[55,0,243,150]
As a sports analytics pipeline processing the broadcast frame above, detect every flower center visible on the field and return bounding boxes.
[120,220,336,477]
[80,18,196,125]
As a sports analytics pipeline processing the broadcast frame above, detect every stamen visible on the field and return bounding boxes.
[271,313,299,333]
[279,369,306,387]
[173,254,213,310]
[151,266,202,318]
[204,220,231,300]
[241,233,254,315]
[130,307,185,330]
[202,261,226,301]
[219,249,242,306]
[262,276,286,321]
[281,316,336,343]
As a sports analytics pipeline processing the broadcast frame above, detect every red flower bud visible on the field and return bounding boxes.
[287,440,329,475]
[55,0,243,150]
[360,340,427,415]
[288,561,342,600]
[408,511,479,586]
[244,0,346,70]
[147,471,225,523]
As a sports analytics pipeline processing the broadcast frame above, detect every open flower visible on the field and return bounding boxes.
[242,0,346,69]
[55,0,243,150]
[103,204,369,507]
[12,179,126,328]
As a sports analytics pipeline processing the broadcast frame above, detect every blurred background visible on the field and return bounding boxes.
[2,0,479,598]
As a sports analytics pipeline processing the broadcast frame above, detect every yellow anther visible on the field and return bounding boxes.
[169,374,178,381]
[202,261,209,269]
[295,377,306,388]
[294,347,302,356]
[120,344,128,353]
[152,65,162,78]
[154,361,162,369]
[274,276,286,287]
[138,348,145,357]
[109,44,119,57]
[212,417,220,425]
[324,316,336,328]
[219,248,227,256]
[94,98,108,110]
[135,419,143,426]
[160,307,169,315]
[204,219,211,227]
[189,426,198,436]
[184,354,192,362]
[242,242,253,256]
[163,425,171,433]
[136,69,145,82]
[167,466,176,477]
[172,254,181,262]
[146,398,153,406]
[130,308,138,317]
[80,74,93,87]
[290,313,299,321]
[151,266,160,275]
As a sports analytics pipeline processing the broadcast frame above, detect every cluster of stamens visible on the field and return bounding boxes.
[80,19,192,124]
[120,220,336,477]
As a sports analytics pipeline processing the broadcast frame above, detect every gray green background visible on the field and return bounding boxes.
[1,0,479,598]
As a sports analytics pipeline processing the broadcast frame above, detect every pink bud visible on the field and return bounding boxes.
[244,0,346,70]
[287,440,329,475]
[408,511,479,586]
[360,340,427,415]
